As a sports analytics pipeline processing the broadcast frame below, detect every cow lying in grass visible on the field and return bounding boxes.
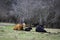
[13,24,23,30]
[36,25,47,32]
[24,27,32,31]
[13,23,32,31]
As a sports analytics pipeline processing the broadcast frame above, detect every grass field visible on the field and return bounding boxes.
[0,25,60,40]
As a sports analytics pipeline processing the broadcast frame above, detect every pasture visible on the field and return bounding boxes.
[0,23,60,40]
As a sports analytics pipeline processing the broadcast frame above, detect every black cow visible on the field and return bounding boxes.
[36,25,47,32]
[24,27,32,31]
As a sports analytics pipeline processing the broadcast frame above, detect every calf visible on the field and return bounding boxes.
[24,27,32,31]
[13,24,23,30]
[36,25,47,32]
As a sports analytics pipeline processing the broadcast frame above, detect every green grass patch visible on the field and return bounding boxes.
[0,25,60,40]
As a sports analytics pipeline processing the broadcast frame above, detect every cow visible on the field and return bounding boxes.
[24,27,32,31]
[36,25,47,32]
[13,24,23,30]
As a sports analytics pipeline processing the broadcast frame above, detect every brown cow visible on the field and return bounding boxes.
[13,24,23,30]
